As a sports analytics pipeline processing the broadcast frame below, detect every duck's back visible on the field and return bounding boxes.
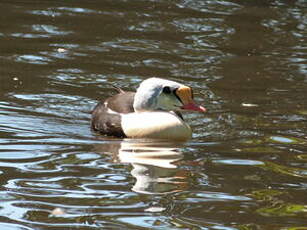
[91,92,135,137]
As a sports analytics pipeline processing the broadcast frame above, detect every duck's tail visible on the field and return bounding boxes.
[109,83,125,94]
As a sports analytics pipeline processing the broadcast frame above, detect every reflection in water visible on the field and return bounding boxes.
[95,140,188,194]
[0,0,307,229]
[118,141,183,168]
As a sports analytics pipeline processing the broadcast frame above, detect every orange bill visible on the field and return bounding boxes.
[176,86,206,112]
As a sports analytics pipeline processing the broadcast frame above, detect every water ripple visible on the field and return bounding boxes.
[0,0,307,229]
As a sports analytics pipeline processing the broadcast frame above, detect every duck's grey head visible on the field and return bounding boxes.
[133,78,206,113]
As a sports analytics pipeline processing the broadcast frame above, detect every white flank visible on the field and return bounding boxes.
[106,108,119,114]
[121,112,192,141]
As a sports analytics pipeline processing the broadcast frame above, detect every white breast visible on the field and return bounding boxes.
[121,112,192,141]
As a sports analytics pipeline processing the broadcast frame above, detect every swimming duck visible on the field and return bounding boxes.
[91,78,206,141]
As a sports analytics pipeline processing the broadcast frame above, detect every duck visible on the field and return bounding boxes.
[91,78,206,141]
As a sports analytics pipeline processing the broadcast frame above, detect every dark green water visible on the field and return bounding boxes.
[0,0,306,229]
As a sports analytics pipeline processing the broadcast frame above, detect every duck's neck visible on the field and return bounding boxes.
[134,108,183,119]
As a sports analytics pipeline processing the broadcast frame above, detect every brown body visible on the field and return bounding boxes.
[91,92,135,137]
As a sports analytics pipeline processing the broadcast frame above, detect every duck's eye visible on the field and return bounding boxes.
[162,86,171,94]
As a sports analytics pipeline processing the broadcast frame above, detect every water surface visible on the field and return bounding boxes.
[0,0,306,229]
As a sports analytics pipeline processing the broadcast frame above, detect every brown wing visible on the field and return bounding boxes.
[105,92,135,114]
[91,92,135,137]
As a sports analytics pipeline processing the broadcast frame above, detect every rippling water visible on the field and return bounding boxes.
[0,0,306,229]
